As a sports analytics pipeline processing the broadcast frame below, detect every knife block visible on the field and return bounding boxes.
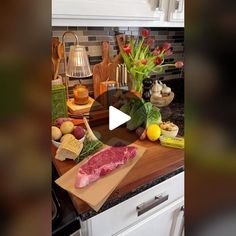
[99,81,116,108]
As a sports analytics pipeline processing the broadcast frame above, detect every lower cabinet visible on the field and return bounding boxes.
[115,197,184,236]
[80,172,184,236]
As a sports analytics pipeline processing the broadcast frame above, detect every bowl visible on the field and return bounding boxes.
[151,92,174,107]
[52,126,86,148]
[52,135,85,148]
[159,121,179,137]
[161,127,179,137]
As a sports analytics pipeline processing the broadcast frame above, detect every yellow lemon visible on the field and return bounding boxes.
[147,124,161,141]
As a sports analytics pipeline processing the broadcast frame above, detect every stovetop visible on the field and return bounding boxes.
[52,165,80,235]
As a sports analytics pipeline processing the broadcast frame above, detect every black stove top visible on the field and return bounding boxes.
[52,165,80,236]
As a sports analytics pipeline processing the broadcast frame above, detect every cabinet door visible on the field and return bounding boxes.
[52,0,166,21]
[115,197,184,236]
[168,0,184,22]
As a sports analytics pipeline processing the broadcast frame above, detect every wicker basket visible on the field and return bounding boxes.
[151,92,175,107]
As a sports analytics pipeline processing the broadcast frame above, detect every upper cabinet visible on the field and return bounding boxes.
[168,0,184,22]
[52,0,184,27]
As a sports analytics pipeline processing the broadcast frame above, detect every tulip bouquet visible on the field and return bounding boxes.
[119,29,184,93]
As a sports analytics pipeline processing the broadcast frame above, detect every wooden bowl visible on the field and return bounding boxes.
[151,92,174,107]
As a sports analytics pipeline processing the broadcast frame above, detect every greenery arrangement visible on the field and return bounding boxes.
[120,29,184,93]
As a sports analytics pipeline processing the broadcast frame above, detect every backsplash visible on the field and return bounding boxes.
[52,26,184,96]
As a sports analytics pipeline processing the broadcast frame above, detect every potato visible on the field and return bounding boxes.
[60,121,74,134]
[54,117,71,128]
[72,126,85,140]
[52,126,62,141]
[60,134,75,143]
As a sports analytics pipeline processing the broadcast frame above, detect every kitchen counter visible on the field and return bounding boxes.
[52,103,184,221]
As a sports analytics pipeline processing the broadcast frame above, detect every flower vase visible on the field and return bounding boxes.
[128,73,144,97]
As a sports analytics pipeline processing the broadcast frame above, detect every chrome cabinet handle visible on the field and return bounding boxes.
[155,0,163,10]
[156,0,160,9]
[136,194,169,216]
[175,0,180,10]
[179,205,184,236]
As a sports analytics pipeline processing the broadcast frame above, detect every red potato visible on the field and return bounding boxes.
[54,117,71,128]
[72,126,85,140]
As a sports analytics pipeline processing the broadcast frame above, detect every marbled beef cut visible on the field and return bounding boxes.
[75,146,137,188]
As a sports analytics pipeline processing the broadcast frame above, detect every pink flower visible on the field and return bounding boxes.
[141,29,150,38]
[123,44,131,54]
[152,47,163,56]
[163,42,171,50]
[141,59,148,65]
[154,57,163,65]
[165,49,173,56]
[146,37,155,46]
[175,61,184,68]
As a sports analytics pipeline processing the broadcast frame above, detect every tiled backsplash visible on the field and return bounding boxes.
[52,26,184,96]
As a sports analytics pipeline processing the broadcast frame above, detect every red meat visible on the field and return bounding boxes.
[75,146,137,188]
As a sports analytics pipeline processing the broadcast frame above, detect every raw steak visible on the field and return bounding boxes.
[75,146,137,188]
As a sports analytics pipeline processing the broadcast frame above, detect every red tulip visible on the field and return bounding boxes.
[165,49,173,56]
[123,44,131,54]
[163,42,171,50]
[154,57,163,65]
[141,29,150,38]
[146,37,155,46]
[141,59,148,65]
[175,61,184,68]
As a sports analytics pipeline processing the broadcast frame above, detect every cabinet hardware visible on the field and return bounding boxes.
[136,194,169,216]
[179,205,184,236]
[175,0,180,10]
[155,0,163,10]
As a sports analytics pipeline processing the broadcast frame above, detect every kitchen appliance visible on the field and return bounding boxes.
[52,164,81,236]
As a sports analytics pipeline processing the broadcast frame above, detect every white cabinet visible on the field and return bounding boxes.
[168,0,185,22]
[115,198,184,236]
[52,0,184,27]
[80,172,184,236]
[53,0,164,21]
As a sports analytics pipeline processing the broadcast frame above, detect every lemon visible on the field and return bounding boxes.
[147,124,161,141]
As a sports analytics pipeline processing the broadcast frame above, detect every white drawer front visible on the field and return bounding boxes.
[82,172,184,236]
[116,197,184,236]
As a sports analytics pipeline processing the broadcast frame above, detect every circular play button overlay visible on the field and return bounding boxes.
[88,89,149,147]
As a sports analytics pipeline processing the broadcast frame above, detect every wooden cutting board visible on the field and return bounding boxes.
[93,41,111,98]
[55,140,146,212]
[92,41,123,99]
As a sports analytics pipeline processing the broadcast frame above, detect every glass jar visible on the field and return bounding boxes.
[73,84,89,105]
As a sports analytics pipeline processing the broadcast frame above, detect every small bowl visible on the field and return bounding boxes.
[161,126,179,137]
[151,92,175,107]
[52,136,85,148]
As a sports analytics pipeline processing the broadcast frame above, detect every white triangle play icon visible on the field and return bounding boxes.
[109,106,131,131]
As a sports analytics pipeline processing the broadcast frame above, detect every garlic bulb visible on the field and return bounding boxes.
[159,80,164,89]
[162,84,171,94]
[152,80,162,92]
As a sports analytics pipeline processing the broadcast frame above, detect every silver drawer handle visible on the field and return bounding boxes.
[136,194,169,216]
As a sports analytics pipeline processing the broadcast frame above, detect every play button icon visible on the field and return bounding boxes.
[109,106,131,131]
[88,88,148,147]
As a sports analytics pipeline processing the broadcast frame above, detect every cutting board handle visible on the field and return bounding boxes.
[102,41,110,63]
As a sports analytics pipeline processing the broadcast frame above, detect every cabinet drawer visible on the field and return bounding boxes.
[81,172,184,236]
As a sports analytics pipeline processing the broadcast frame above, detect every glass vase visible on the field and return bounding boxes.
[128,72,145,96]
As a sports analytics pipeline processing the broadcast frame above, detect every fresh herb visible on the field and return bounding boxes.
[74,138,103,163]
